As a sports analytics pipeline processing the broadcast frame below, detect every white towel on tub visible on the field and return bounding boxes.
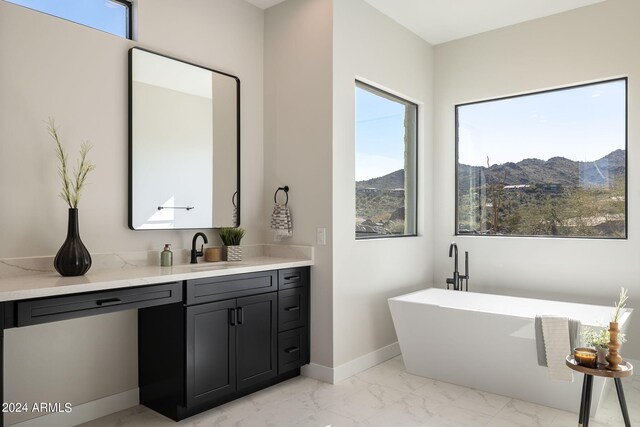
[535,316,581,367]
[540,316,573,382]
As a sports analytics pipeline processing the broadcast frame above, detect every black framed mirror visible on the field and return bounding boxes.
[128,47,240,230]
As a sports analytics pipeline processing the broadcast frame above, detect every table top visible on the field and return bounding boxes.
[566,355,633,378]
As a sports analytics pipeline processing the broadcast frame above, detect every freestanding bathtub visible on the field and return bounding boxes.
[388,288,633,415]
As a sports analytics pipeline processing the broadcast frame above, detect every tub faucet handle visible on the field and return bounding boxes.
[459,251,469,291]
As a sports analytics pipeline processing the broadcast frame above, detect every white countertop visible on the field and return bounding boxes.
[0,256,313,302]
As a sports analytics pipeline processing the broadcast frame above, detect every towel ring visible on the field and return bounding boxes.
[274,186,289,206]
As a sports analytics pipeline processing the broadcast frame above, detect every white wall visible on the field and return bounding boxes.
[264,0,334,369]
[433,0,640,358]
[0,0,263,423]
[332,0,434,367]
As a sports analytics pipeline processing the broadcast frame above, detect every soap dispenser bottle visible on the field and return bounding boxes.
[161,244,173,267]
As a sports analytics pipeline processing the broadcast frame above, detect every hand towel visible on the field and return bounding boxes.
[270,203,292,241]
[538,315,573,381]
[535,316,581,367]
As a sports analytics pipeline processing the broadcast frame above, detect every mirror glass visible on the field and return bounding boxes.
[129,47,240,230]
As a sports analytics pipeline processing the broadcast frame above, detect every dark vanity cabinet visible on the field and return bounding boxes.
[139,267,310,421]
[277,268,310,374]
[186,292,277,407]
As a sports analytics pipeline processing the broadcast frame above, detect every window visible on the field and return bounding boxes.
[355,81,417,239]
[456,78,627,239]
[5,0,132,39]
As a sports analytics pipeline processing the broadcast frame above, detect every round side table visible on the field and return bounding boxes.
[566,355,633,427]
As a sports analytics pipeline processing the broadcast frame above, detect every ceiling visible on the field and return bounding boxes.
[244,0,286,9]
[245,0,605,45]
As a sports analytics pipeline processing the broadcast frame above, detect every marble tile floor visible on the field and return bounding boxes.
[80,356,639,427]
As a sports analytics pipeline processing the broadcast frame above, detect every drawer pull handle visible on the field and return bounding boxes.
[284,306,300,312]
[229,308,236,326]
[284,346,300,353]
[284,274,300,281]
[96,298,122,306]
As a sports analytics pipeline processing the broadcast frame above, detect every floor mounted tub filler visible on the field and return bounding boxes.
[388,288,633,416]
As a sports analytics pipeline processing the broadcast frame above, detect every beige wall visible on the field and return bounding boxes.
[0,0,263,423]
[332,0,434,366]
[264,0,435,372]
[433,0,640,358]
[264,0,334,368]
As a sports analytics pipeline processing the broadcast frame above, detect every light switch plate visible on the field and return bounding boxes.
[316,228,326,245]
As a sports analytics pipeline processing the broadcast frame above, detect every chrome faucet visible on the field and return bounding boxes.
[190,232,209,264]
[446,242,469,291]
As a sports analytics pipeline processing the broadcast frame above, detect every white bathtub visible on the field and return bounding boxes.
[388,288,633,415]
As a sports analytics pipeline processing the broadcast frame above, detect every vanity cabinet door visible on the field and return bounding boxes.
[186,299,237,407]
[235,292,277,390]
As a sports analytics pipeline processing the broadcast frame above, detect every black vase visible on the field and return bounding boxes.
[54,208,92,276]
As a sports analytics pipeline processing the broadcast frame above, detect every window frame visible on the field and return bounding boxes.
[454,77,628,240]
[4,0,133,40]
[355,80,419,240]
[116,0,133,40]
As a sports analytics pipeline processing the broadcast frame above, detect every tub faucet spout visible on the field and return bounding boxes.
[446,243,469,291]
[446,243,459,290]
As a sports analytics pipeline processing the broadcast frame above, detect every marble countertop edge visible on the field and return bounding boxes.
[0,256,313,302]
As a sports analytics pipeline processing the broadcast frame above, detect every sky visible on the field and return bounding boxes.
[458,79,626,167]
[355,86,407,181]
[6,0,127,38]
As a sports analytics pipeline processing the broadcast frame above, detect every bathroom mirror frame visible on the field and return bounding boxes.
[128,47,241,230]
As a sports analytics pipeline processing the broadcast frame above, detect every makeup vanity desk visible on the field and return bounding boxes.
[0,256,313,425]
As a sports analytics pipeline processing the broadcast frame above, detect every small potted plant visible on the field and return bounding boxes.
[582,327,626,365]
[218,227,245,261]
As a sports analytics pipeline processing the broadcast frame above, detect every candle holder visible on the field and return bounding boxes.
[574,347,597,368]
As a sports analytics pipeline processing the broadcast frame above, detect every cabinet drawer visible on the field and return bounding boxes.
[278,328,309,374]
[278,287,308,332]
[278,267,309,290]
[17,282,182,326]
[186,271,277,305]
[278,327,309,374]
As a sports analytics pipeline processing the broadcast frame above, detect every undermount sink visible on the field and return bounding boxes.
[188,262,246,271]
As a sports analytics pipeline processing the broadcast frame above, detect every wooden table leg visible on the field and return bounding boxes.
[614,378,631,427]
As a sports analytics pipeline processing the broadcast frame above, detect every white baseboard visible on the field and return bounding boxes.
[10,389,139,427]
[301,363,334,383]
[302,342,401,384]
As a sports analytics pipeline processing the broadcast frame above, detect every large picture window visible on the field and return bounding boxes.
[456,78,627,238]
[355,81,417,239]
